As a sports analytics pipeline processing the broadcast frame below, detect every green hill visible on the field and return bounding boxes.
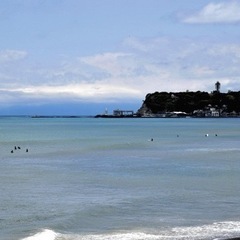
[137,90,240,117]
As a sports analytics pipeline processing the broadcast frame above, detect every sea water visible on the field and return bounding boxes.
[0,117,240,240]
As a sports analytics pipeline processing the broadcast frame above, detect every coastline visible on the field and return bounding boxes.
[0,114,240,119]
[94,115,240,118]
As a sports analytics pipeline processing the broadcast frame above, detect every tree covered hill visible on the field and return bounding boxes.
[137,90,240,117]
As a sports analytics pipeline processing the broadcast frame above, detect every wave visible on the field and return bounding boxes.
[20,229,57,240]
[20,221,240,240]
[185,147,240,153]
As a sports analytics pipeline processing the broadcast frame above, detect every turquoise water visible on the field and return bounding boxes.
[1,117,240,240]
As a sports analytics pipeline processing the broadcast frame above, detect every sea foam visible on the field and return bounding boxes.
[21,229,57,240]
[21,222,240,240]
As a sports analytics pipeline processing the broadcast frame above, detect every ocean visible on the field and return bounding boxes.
[1,117,240,240]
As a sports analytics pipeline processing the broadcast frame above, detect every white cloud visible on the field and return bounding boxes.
[183,1,240,23]
[0,83,142,102]
[208,44,240,58]
[0,50,27,63]
[1,37,240,105]
[123,37,158,53]
[80,52,133,78]
[191,66,216,77]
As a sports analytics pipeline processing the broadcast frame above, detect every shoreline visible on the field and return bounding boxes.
[0,114,239,119]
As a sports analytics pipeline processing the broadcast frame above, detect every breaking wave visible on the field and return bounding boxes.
[20,221,240,240]
[21,229,57,240]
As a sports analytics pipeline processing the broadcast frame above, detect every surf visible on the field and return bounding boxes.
[20,222,240,240]
[21,229,57,240]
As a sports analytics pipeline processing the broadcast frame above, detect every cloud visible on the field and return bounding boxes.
[0,50,27,63]
[183,1,240,23]
[0,83,141,104]
[208,44,240,58]
[80,52,134,79]
[1,37,240,106]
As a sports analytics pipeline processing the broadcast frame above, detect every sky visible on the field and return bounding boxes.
[0,0,240,115]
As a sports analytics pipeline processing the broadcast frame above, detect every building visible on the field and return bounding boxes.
[113,109,134,116]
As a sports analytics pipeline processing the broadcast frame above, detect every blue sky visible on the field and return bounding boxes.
[1,0,240,115]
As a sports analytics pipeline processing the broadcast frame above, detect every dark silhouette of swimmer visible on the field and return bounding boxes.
[11,150,13,153]
[26,149,28,153]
